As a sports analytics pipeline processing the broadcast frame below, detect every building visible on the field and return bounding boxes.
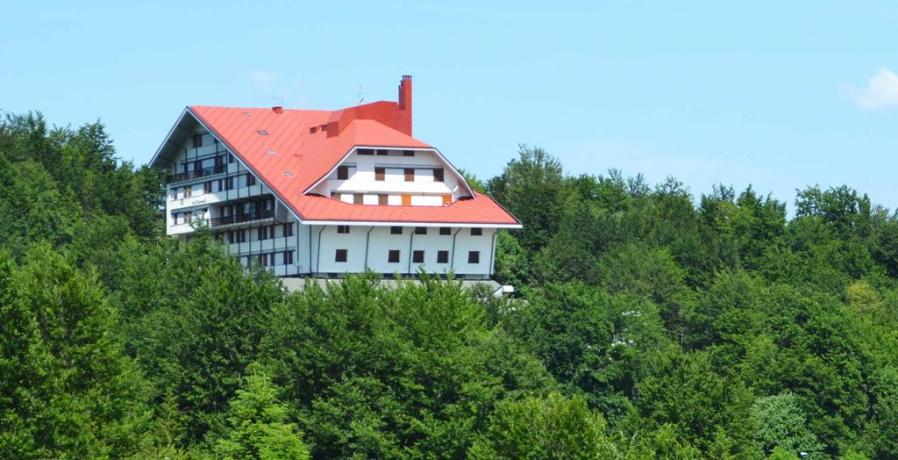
[150,76,521,279]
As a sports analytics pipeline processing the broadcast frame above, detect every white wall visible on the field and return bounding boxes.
[310,149,467,203]
[308,225,496,278]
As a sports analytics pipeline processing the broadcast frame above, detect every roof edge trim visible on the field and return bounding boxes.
[149,107,191,167]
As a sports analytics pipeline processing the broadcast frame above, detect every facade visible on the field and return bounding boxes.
[150,76,520,279]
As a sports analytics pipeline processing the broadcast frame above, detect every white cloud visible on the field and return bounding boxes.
[849,67,898,109]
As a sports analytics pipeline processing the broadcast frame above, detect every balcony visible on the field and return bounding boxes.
[167,164,227,183]
[209,209,274,227]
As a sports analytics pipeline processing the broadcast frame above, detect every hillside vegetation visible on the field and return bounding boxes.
[2,113,898,459]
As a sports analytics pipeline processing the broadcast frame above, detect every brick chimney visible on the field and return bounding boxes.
[397,75,412,135]
[398,75,412,111]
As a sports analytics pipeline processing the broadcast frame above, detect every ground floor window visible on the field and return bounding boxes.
[388,250,400,263]
[413,250,424,263]
[468,251,480,264]
[437,250,449,264]
[335,249,347,262]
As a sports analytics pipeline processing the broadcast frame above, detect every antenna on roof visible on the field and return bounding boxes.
[357,85,364,104]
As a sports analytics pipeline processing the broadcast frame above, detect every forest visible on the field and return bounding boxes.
[2,111,898,459]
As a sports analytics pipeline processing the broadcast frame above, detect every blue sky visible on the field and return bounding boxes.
[2,1,897,210]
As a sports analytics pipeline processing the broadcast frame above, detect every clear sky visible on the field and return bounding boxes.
[2,1,897,211]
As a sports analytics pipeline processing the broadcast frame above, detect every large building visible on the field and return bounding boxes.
[150,76,520,279]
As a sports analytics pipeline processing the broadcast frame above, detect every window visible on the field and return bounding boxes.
[357,148,374,155]
[283,223,293,237]
[184,211,192,224]
[413,250,424,263]
[390,226,403,235]
[439,227,451,235]
[228,230,235,244]
[402,150,414,157]
[203,181,213,193]
[224,177,234,190]
[437,250,449,264]
[388,250,400,263]
[228,153,234,164]
[172,212,179,224]
[376,149,388,156]
[404,168,414,182]
[170,188,178,200]
[247,174,256,186]
[468,251,480,264]
[184,185,192,197]
[471,227,483,236]
[337,165,349,180]
[237,229,247,243]
[353,194,363,204]
[258,227,268,240]
[194,160,203,173]
[337,225,350,234]
[402,195,412,206]
[283,250,294,265]
[375,167,385,181]
[414,227,427,235]
[335,249,347,262]
[192,134,203,148]
[433,168,444,182]
[378,194,388,205]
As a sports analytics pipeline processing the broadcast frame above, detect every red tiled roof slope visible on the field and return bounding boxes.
[187,99,519,227]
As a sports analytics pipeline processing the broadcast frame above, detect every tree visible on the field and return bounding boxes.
[488,145,566,251]
[261,275,555,458]
[632,350,755,455]
[750,393,822,457]
[117,234,286,445]
[0,245,149,458]
[211,368,310,460]
[469,393,616,459]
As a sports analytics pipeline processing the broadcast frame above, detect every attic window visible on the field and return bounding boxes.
[320,124,328,132]
[266,149,278,156]
[282,170,294,177]
[242,111,252,117]
[376,149,388,156]
[257,129,269,136]
[357,149,374,156]
[309,126,318,134]
[402,150,414,157]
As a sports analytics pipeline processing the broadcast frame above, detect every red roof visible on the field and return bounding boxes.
[179,83,519,227]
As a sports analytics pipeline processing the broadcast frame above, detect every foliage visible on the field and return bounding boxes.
[469,392,617,459]
[750,392,822,457]
[210,367,310,460]
[3,113,898,458]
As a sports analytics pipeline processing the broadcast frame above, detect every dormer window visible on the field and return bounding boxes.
[337,166,349,180]
[433,168,444,182]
